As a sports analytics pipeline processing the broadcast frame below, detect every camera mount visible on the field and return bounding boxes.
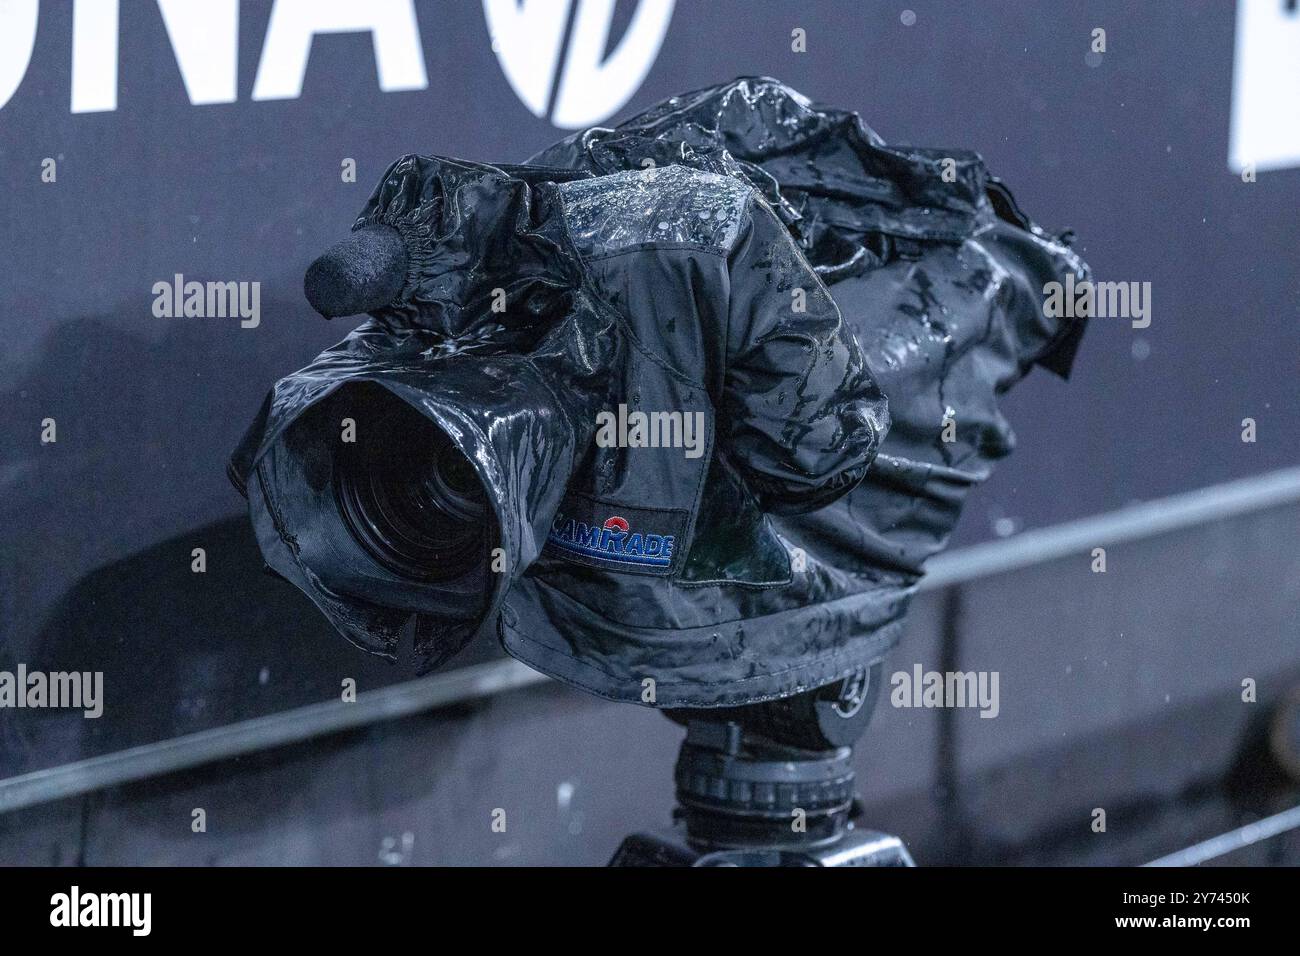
[611,664,915,866]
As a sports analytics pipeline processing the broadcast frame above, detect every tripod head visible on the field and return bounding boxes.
[608,660,913,866]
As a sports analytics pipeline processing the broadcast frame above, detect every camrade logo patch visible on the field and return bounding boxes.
[0,0,674,128]
[546,495,686,575]
[549,513,675,568]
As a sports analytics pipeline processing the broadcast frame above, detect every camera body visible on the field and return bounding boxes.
[231,152,890,703]
[231,78,1087,716]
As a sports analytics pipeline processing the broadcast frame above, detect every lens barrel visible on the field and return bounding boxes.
[333,405,488,582]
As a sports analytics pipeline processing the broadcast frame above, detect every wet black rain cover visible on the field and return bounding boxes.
[229,157,621,667]
[233,77,1088,708]
[531,76,1090,675]
[231,148,890,706]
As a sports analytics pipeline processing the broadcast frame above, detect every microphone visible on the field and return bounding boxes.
[303,224,407,319]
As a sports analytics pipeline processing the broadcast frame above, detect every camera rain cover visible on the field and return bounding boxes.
[233,78,1088,708]
[532,76,1091,680]
[229,157,622,670]
[231,149,889,703]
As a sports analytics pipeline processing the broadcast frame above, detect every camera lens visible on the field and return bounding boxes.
[332,400,489,582]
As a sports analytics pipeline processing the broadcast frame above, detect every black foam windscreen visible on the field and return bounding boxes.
[303,224,407,318]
